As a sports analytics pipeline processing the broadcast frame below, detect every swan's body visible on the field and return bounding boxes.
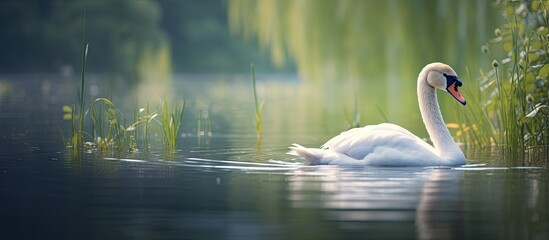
[288,62,467,166]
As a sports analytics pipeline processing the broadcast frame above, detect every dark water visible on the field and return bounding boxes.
[1,75,548,240]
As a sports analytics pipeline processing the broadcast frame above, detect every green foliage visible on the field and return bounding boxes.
[48,0,169,80]
[0,0,278,76]
[228,0,500,82]
[0,0,170,80]
[464,0,549,162]
[229,0,503,127]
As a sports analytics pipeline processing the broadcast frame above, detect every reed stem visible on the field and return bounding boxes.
[250,64,263,140]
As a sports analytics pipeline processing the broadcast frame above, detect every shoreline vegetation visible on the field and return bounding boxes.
[457,1,549,164]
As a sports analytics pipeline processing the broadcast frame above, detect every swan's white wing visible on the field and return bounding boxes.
[321,123,436,160]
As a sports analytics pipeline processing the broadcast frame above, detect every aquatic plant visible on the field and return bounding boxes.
[463,0,549,162]
[60,1,188,155]
[89,97,122,151]
[136,101,157,152]
[88,97,158,153]
[124,101,158,152]
[88,98,131,153]
[158,98,185,151]
[63,94,190,155]
[250,64,264,141]
[62,2,89,154]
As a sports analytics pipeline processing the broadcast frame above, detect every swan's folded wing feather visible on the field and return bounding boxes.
[321,123,436,160]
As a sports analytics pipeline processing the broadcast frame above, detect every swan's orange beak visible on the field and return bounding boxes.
[447,82,466,105]
[444,75,466,105]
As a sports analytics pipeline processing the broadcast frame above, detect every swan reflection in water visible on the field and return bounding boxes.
[287,167,464,239]
[415,169,463,240]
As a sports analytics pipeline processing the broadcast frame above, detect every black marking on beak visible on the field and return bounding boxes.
[443,73,466,105]
[443,73,462,89]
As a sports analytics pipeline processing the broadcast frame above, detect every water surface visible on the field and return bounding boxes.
[1,75,548,239]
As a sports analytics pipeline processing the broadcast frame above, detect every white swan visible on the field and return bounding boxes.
[288,62,467,166]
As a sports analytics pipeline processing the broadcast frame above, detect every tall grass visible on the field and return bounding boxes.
[454,68,497,149]
[462,0,549,163]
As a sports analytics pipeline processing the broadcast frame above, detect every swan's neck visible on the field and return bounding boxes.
[417,76,463,159]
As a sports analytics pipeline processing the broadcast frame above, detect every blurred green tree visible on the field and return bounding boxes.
[0,0,283,79]
[46,0,169,80]
[227,0,505,132]
[0,0,52,71]
[157,0,290,73]
[228,0,502,82]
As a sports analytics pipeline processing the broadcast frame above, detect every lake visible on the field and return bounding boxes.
[0,74,548,240]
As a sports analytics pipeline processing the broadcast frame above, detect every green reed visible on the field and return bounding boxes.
[138,101,156,152]
[62,1,88,154]
[250,64,265,143]
[455,68,497,149]
[125,101,158,152]
[159,98,185,151]
[461,0,549,162]
[250,64,264,141]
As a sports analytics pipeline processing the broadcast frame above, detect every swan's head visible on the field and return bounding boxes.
[425,63,466,105]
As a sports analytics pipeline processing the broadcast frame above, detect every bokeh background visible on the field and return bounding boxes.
[0,0,505,142]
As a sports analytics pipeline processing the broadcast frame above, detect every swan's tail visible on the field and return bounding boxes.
[288,143,360,165]
[287,143,323,165]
